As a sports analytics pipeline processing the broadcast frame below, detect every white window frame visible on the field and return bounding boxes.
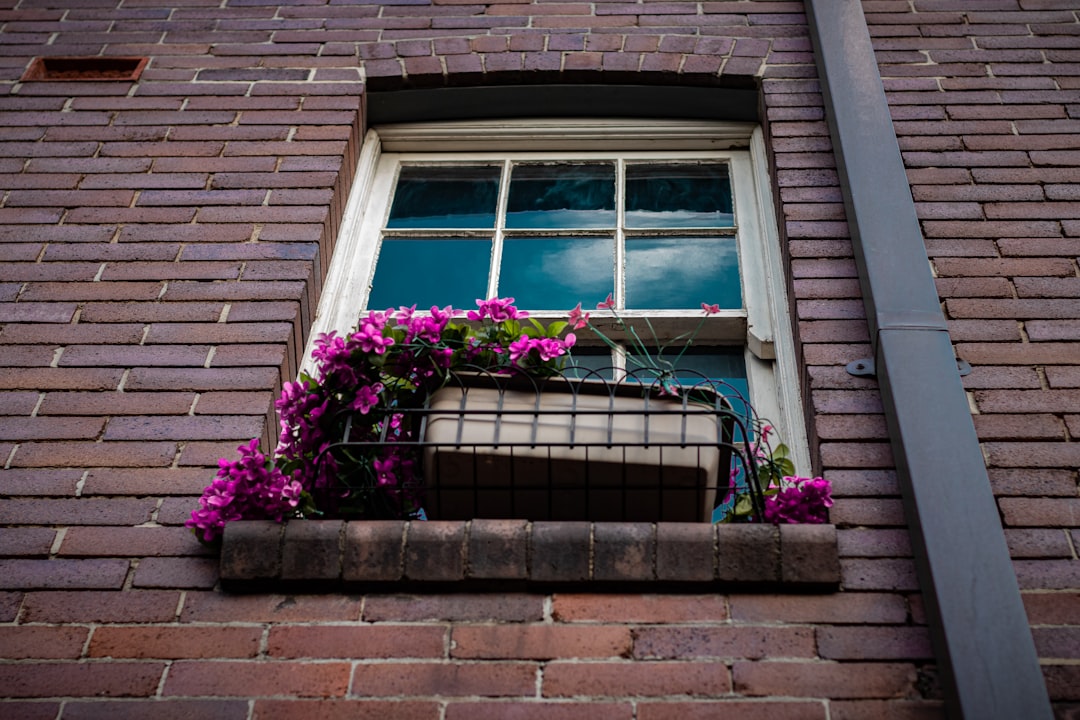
[305,118,810,474]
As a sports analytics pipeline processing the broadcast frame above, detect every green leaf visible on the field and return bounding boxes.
[545,320,568,338]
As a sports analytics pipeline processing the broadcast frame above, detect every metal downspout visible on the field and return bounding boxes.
[803,1,1053,717]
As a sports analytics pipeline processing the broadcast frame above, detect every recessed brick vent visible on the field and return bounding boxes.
[220,520,840,592]
[21,56,148,82]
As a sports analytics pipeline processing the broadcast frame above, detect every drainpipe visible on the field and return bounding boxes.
[804,1,1053,718]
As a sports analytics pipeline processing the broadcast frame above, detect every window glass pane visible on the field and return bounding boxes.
[387,166,500,229]
[627,347,747,399]
[563,347,616,379]
[506,163,616,229]
[499,236,614,311]
[625,163,734,228]
[625,237,741,309]
[368,237,491,310]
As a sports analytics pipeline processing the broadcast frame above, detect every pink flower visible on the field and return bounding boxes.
[281,480,304,507]
[568,302,590,330]
[597,293,615,310]
[468,297,526,322]
[763,476,833,524]
[353,321,395,355]
[701,302,720,315]
[508,335,532,363]
[350,383,383,414]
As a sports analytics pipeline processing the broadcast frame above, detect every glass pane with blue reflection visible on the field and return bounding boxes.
[386,166,500,229]
[498,236,614,311]
[506,163,616,229]
[625,163,734,228]
[626,236,741,309]
[368,237,491,311]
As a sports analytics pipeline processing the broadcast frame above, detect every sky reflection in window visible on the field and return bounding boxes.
[369,237,491,310]
[506,163,616,229]
[626,163,734,228]
[626,237,741,309]
[499,236,613,310]
[387,166,500,229]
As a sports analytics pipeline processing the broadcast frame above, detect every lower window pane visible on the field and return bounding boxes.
[625,236,741,310]
[368,237,491,311]
[499,236,614,311]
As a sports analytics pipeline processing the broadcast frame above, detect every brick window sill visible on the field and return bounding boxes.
[219,520,840,592]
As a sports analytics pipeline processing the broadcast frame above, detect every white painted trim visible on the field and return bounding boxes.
[304,119,811,475]
[378,118,757,152]
[751,125,810,475]
[301,129,382,375]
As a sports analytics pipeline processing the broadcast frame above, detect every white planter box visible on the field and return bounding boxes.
[422,377,730,522]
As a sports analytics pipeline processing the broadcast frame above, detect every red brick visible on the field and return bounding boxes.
[81,468,210,496]
[1023,592,1080,625]
[733,661,919,699]
[957,342,1080,364]
[60,344,211,368]
[817,626,933,660]
[60,527,209,558]
[0,662,165,698]
[22,590,181,624]
[362,594,543,622]
[0,324,145,345]
[254,700,440,720]
[0,368,123,391]
[144,322,294,344]
[1005,528,1073,558]
[89,625,262,659]
[444,703,634,720]
[64,700,251,720]
[180,592,360,625]
[194,391,274,416]
[352,662,538,697]
[988,468,1077,497]
[999,498,1080,527]
[0,498,156,526]
[133,557,219,589]
[11,441,176,468]
[633,625,815,660]
[80,301,223,323]
[38,391,195,416]
[125,367,280,391]
[829,700,945,720]
[268,624,446,659]
[552,594,728,623]
[728,593,908,624]
[0,560,130,590]
[0,626,89,659]
[0,300,77,324]
[0,417,104,441]
[165,660,352,698]
[104,415,264,442]
[452,624,631,660]
[841,559,920,591]
[543,660,731,697]
[640,702,827,720]
[0,527,57,557]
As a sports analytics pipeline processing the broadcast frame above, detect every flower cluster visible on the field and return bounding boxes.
[763,476,834,524]
[189,295,831,543]
[187,439,302,542]
[188,298,575,543]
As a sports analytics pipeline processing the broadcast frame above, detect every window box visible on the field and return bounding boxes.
[421,373,735,523]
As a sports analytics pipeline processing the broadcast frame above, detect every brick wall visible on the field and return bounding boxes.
[0,0,1075,717]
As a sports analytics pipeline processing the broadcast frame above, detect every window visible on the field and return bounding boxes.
[307,119,809,484]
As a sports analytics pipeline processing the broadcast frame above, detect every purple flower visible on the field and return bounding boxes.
[567,302,590,330]
[763,476,833,524]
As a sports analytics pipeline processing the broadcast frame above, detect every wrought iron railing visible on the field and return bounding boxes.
[318,367,768,523]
